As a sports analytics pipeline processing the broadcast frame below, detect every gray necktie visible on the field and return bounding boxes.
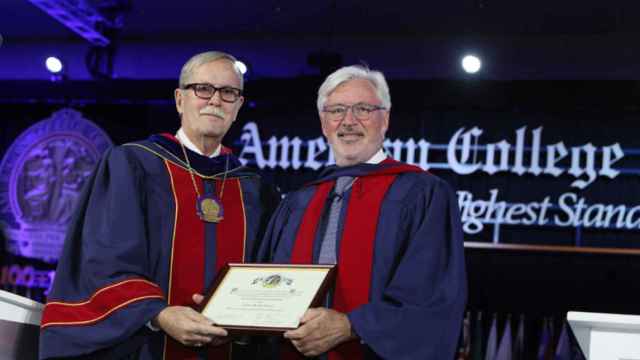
[318,176,354,264]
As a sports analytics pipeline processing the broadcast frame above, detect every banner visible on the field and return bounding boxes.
[235,113,640,248]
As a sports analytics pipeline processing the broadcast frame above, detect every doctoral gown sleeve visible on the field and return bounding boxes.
[39,146,167,359]
[347,177,468,359]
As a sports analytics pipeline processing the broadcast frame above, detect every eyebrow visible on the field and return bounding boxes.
[324,102,379,107]
[194,83,237,87]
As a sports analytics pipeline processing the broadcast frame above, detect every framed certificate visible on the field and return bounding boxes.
[197,263,336,334]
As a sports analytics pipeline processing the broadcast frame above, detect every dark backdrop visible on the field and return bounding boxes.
[1,78,640,357]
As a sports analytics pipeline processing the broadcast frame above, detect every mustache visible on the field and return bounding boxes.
[199,107,226,118]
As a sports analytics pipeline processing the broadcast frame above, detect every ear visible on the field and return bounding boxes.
[232,96,245,123]
[174,88,183,116]
[380,110,390,136]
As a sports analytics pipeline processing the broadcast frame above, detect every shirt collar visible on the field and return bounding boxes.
[176,128,221,158]
[366,149,387,164]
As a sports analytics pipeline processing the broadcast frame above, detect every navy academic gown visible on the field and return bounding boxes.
[39,134,278,359]
[259,160,467,360]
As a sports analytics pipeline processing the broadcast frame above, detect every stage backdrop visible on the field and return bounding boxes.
[1,79,639,299]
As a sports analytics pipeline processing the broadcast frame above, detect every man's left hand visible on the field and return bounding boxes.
[284,308,356,357]
[192,294,231,347]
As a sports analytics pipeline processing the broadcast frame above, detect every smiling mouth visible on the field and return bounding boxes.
[337,133,364,142]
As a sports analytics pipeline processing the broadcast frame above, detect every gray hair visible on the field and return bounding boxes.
[317,65,391,113]
[178,51,243,89]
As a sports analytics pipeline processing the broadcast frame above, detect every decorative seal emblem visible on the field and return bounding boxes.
[251,274,294,288]
[0,108,112,263]
[197,194,224,223]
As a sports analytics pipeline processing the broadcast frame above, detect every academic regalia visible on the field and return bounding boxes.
[259,159,467,360]
[39,134,279,360]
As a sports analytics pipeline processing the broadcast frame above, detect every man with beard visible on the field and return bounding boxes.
[40,51,278,359]
[260,65,467,359]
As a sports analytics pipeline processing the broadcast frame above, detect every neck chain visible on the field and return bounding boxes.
[178,139,229,223]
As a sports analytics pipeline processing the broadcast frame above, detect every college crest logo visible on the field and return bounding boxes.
[251,274,294,288]
[0,108,112,262]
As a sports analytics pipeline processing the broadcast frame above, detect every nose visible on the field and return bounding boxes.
[341,107,358,125]
[208,89,222,105]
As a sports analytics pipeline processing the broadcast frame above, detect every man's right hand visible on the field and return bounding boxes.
[152,305,228,347]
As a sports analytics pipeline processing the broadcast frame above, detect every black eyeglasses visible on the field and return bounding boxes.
[182,83,243,103]
[322,102,386,121]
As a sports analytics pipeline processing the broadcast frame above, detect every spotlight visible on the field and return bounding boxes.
[45,56,66,81]
[46,56,63,73]
[234,60,247,75]
[461,55,482,74]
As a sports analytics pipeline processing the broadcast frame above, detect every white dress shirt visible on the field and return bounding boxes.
[176,128,221,158]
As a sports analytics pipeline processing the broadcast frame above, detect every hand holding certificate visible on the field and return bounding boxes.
[197,263,336,334]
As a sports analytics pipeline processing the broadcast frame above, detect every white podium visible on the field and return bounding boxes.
[568,311,640,360]
[0,290,44,360]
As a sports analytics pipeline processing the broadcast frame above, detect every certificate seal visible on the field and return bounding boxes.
[252,274,294,288]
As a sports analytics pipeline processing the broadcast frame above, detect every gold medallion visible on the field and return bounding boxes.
[178,136,229,224]
[197,195,224,223]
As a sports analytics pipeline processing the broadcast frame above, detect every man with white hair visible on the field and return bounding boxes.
[260,65,467,359]
[40,51,278,359]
